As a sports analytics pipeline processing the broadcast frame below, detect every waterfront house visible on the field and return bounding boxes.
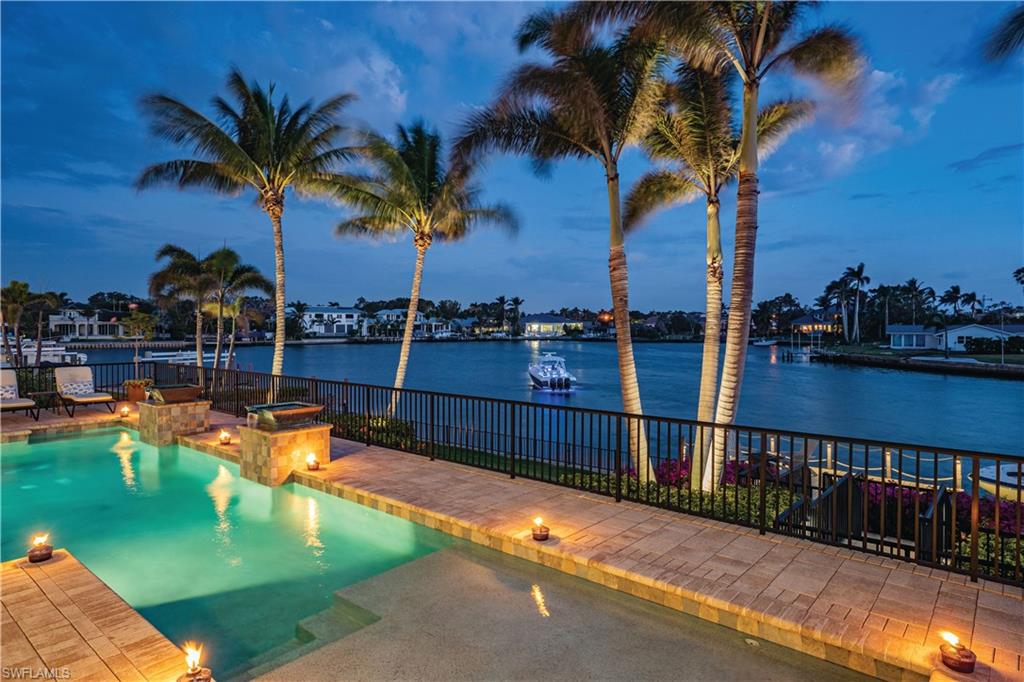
[935,323,1024,352]
[791,311,841,336]
[886,324,940,350]
[374,309,450,337]
[48,308,125,340]
[300,305,362,337]
[523,313,584,337]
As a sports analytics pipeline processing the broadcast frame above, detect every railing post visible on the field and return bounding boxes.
[509,402,516,479]
[759,432,768,535]
[429,392,436,461]
[234,369,241,417]
[615,415,623,502]
[364,384,371,446]
[970,457,980,582]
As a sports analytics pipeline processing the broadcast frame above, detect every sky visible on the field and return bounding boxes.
[2,1,1022,314]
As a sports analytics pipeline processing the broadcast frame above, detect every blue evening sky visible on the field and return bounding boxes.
[2,1,1022,313]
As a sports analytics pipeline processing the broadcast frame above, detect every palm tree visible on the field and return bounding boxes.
[205,297,263,371]
[331,121,517,402]
[842,263,870,344]
[819,278,851,343]
[868,284,898,338]
[203,247,273,370]
[494,295,509,333]
[985,5,1024,60]
[0,281,31,368]
[940,285,963,316]
[564,1,862,487]
[1015,266,1024,293]
[960,291,979,318]
[902,278,935,324]
[509,296,525,335]
[623,65,811,481]
[149,245,217,368]
[287,300,310,339]
[26,291,62,367]
[454,11,667,479]
[136,67,357,377]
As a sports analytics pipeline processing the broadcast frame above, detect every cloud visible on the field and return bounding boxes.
[910,73,962,128]
[948,143,1024,172]
[318,18,334,31]
[326,50,407,115]
[817,141,864,175]
[849,192,888,200]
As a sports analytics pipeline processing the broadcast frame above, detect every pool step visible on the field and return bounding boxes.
[233,597,380,680]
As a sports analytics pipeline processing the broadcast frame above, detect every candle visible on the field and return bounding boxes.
[177,642,212,682]
[27,534,53,563]
[218,430,231,445]
[939,632,976,673]
[306,453,320,471]
[531,516,549,541]
[119,405,130,418]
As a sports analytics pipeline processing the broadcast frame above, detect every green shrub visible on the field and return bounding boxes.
[331,413,417,449]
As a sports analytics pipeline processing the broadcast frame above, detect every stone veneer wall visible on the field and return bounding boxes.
[137,400,211,446]
[239,423,332,487]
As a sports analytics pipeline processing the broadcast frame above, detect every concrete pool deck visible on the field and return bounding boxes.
[1,551,182,681]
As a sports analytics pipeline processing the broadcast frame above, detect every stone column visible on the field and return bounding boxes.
[238,424,332,487]
[138,400,211,447]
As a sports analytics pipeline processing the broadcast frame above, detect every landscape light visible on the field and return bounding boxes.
[28,533,53,563]
[532,516,549,541]
[939,631,976,674]
[218,430,231,445]
[305,452,320,471]
[177,642,211,682]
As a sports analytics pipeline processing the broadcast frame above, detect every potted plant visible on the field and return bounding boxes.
[123,378,153,403]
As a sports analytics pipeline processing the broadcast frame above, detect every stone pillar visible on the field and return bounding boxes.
[138,400,211,446]
[239,424,332,487]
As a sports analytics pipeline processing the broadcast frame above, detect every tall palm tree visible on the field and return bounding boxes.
[940,285,963,316]
[842,263,870,344]
[623,65,811,481]
[203,247,273,369]
[1014,266,1024,294]
[902,278,935,324]
[494,295,509,333]
[204,296,263,371]
[454,11,667,479]
[509,296,525,335]
[960,291,979,318]
[26,291,62,367]
[868,284,898,338]
[985,5,1024,60]
[331,121,517,402]
[149,245,217,368]
[564,1,862,487]
[819,278,851,343]
[287,300,310,339]
[0,281,31,368]
[136,68,358,377]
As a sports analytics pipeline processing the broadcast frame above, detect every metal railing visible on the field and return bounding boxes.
[11,361,155,412]
[16,361,1022,586]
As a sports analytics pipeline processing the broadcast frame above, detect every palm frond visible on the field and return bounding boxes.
[985,5,1024,61]
[768,25,863,89]
[756,99,815,158]
[623,169,701,231]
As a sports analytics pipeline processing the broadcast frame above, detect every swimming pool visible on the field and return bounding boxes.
[1,428,453,677]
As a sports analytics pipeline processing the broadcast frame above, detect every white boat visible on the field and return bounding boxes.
[752,338,777,347]
[528,353,576,391]
[144,350,231,366]
[2,340,87,367]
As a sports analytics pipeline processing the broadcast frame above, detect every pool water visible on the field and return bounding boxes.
[1,429,452,677]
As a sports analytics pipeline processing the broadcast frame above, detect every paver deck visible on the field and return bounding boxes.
[254,433,1022,682]
[1,551,183,681]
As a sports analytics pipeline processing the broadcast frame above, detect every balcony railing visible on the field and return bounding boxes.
[15,361,1021,586]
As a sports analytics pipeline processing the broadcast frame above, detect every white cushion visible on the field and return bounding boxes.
[0,384,17,400]
[59,381,94,396]
[0,398,35,409]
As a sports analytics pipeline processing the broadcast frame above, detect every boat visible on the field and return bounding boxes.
[971,464,1024,502]
[144,350,231,366]
[752,338,777,347]
[2,339,88,367]
[528,353,577,391]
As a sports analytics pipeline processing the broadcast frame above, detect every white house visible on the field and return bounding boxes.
[49,308,125,340]
[370,309,450,337]
[935,323,1024,353]
[887,323,1024,352]
[299,306,362,337]
[523,314,584,338]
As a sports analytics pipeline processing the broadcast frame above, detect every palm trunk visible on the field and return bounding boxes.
[705,81,760,491]
[693,197,723,484]
[606,170,651,482]
[35,314,45,367]
[14,324,23,368]
[1,313,16,369]
[852,289,861,344]
[391,241,427,414]
[213,297,224,370]
[268,203,286,377]
[227,316,238,370]
[194,304,203,368]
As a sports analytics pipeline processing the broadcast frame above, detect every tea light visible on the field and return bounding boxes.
[119,405,130,418]
[306,453,320,471]
[218,430,232,445]
[939,632,976,674]
[177,642,212,682]
[532,516,549,541]
[27,534,53,563]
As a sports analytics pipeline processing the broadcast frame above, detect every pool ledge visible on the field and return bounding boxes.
[1,550,183,681]
[282,438,1021,682]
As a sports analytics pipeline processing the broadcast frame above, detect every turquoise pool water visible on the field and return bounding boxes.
[1,429,452,677]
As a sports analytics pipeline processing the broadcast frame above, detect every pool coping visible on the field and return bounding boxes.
[174,427,1021,682]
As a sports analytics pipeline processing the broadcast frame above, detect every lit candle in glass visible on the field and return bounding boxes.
[119,405,130,418]
[177,642,212,682]
[939,632,976,673]
[532,516,549,541]
[306,453,320,471]
[27,533,53,563]
[218,430,231,445]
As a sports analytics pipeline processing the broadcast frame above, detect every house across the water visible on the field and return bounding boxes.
[887,323,1024,352]
[523,314,584,337]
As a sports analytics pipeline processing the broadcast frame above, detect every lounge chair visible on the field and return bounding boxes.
[54,366,116,417]
[0,369,39,420]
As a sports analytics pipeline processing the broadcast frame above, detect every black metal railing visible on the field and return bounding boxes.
[11,361,155,412]
[15,361,1021,586]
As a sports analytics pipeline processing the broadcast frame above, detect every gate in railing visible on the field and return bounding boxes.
[22,361,1020,586]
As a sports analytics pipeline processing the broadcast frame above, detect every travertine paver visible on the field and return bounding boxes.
[276,434,1023,682]
[0,404,131,442]
[1,551,182,681]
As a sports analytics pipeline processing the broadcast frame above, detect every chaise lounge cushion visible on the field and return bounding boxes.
[64,391,114,404]
[0,397,37,410]
[53,367,114,403]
